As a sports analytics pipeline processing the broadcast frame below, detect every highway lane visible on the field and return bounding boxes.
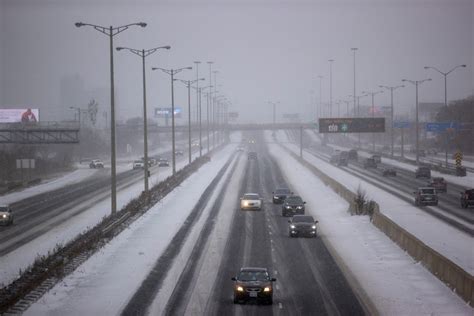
[284,130,473,234]
[151,131,364,315]
[0,147,195,256]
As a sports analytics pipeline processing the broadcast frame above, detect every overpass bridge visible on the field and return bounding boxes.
[0,121,316,144]
[0,122,80,144]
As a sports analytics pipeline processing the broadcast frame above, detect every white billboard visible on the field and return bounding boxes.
[0,109,40,123]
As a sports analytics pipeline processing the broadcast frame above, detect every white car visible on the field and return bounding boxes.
[133,160,145,169]
[89,159,104,168]
[240,193,263,210]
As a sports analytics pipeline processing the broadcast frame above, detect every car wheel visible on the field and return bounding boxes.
[233,297,239,304]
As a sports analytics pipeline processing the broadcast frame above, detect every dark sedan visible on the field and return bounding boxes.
[282,195,306,216]
[272,188,292,204]
[232,267,276,304]
[288,215,318,237]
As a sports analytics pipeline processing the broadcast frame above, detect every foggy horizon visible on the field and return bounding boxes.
[0,0,472,124]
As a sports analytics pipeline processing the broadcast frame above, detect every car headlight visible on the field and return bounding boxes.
[263,286,272,292]
[290,225,296,229]
[297,206,303,209]
[2,214,6,218]
[311,225,316,229]
[243,201,249,207]
[285,206,291,209]
[236,286,244,292]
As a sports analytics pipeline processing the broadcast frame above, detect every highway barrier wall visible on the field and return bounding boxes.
[280,145,474,307]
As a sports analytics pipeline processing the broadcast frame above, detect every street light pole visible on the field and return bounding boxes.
[362,90,384,152]
[318,76,324,118]
[152,66,192,174]
[328,59,334,116]
[116,45,170,195]
[75,21,147,214]
[379,84,404,158]
[402,78,432,165]
[194,61,201,125]
[424,64,466,167]
[177,78,205,163]
[351,48,358,118]
[212,70,219,147]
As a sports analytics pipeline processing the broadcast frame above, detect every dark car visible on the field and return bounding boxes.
[414,187,438,206]
[371,154,382,164]
[428,177,447,193]
[0,205,13,226]
[382,167,397,177]
[460,189,474,208]
[282,195,306,216]
[337,156,348,166]
[232,267,276,304]
[288,215,318,237]
[348,149,358,161]
[363,157,377,169]
[415,166,431,178]
[272,188,292,204]
[248,152,258,160]
[158,158,170,167]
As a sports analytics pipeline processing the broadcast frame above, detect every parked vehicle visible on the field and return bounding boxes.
[158,158,170,167]
[414,187,438,206]
[460,189,474,208]
[428,177,447,192]
[371,154,382,164]
[0,205,13,226]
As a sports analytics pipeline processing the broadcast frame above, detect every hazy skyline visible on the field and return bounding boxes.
[0,0,472,123]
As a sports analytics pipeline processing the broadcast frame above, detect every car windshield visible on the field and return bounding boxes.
[292,216,314,223]
[432,178,444,183]
[238,270,269,281]
[0,206,9,212]
[275,189,290,194]
[286,196,303,203]
[134,161,142,163]
[421,189,435,194]
[419,167,430,171]
[466,190,474,198]
[243,194,259,200]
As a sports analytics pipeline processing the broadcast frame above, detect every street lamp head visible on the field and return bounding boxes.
[351,47,358,51]
[194,61,201,64]
[423,66,430,69]
[137,22,147,28]
[163,46,171,50]
[116,47,124,51]
[151,67,158,71]
[199,78,206,81]
[186,67,192,70]
[75,22,84,27]
[461,64,467,67]
[401,79,407,82]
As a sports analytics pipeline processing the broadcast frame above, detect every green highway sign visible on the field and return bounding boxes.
[318,118,385,133]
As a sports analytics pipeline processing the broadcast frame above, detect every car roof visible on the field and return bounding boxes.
[419,187,435,190]
[243,193,259,197]
[240,267,268,272]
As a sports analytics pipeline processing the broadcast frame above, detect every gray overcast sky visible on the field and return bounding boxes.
[0,0,472,123]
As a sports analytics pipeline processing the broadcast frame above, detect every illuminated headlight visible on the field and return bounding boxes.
[290,225,296,229]
[312,225,316,229]
[243,201,249,207]
[2,214,6,219]
[263,287,272,292]
[236,286,244,292]
[285,206,291,209]
[296,206,303,209]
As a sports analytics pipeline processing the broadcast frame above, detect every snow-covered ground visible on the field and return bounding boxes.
[0,134,230,287]
[23,131,472,315]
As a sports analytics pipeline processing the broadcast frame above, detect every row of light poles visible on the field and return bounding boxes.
[76,21,228,215]
[317,45,466,165]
